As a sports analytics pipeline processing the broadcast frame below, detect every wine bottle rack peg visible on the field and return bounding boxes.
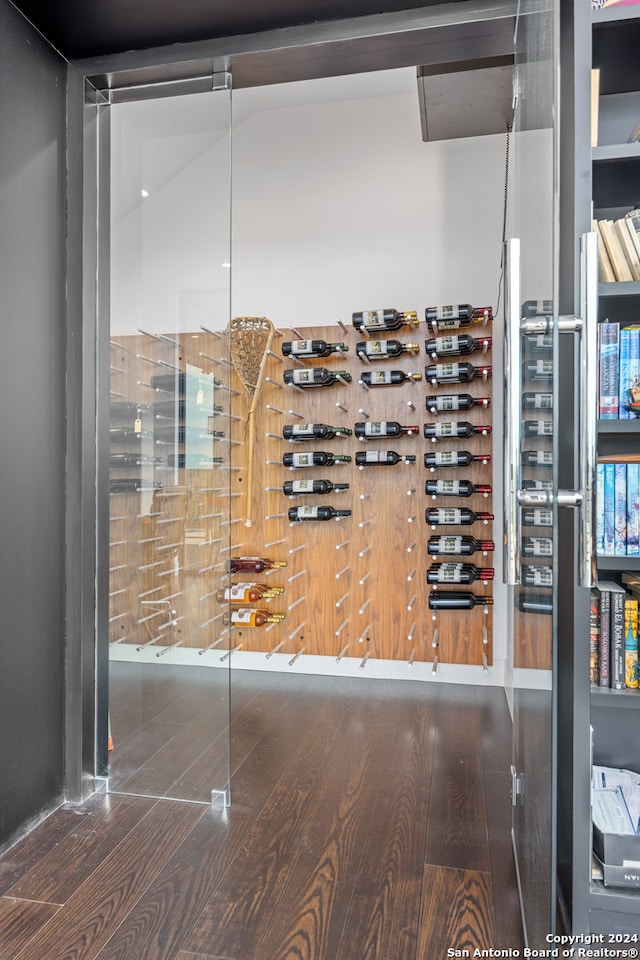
[225,387,243,396]
[200,487,224,493]
[265,377,283,390]
[219,518,243,526]
[266,404,285,414]
[265,460,282,466]
[406,400,416,412]
[360,651,370,669]
[335,591,349,608]
[407,568,416,582]
[265,621,280,632]
[358,545,371,558]
[218,491,243,499]
[265,487,282,492]
[335,619,349,637]
[198,563,221,575]
[407,487,416,496]
[359,351,372,364]
[432,655,439,674]
[358,519,371,528]
[359,571,371,586]
[408,649,416,667]
[138,586,163,599]
[198,638,223,656]
[109,390,125,398]
[359,493,371,501]
[407,595,416,612]
[287,596,305,611]
[136,328,163,342]
[407,622,416,641]
[220,643,243,662]
[136,560,162,572]
[358,626,370,644]
[287,570,306,583]
[136,352,162,366]
[267,350,284,363]
[264,538,286,549]
[358,409,370,419]
[483,625,488,645]
[289,327,304,339]
[285,381,305,393]
[219,542,244,554]
[199,324,225,339]
[358,378,371,390]
[199,590,216,602]
[336,643,349,662]
[110,364,125,374]
[337,319,348,334]
[358,598,371,615]
[156,358,181,371]
[335,565,349,580]
[288,623,304,640]
[336,539,350,551]
[407,515,417,523]
[335,401,349,413]
[406,541,417,553]
[109,588,126,599]
[265,513,286,521]
[136,380,159,391]
[432,628,440,648]
[226,413,244,421]
[288,409,305,419]
[198,351,222,365]
[482,653,489,672]
[288,543,306,554]
[266,640,285,659]
[109,612,126,624]
[156,640,183,658]
[288,645,305,666]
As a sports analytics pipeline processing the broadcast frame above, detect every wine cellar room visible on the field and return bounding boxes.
[105,56,554,793]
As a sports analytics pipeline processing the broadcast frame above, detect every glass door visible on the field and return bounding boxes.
[101,78,232,804]
[504,0,560,945]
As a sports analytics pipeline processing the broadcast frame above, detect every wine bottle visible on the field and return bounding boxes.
[359,370,422,387]
[110,400,148,419]
[521,479,553,492]
[522,450,553,467]
[426,562,495,584]
[167,454,224,468]
[522,392,553,410]
[517,592,553,615]
[351,308,419,332]
[423,421,492,439]
[354,421,419,439]
[424,334,492,358]
[110,453,163,467]
[109,426,150,441]
[522,565,553,587]
[424,450,491,469]
[524,333,553,352]
[282,339,348,358]
[282,451,351,468]
[223,608,285,627]
[283,479,350,496]
[355,450,416,467]
[426,394,491,413]
[424,305,493,329]
[355,340,419,360]
[225,557,287,574]
[283,423,352,441]
[522,536,553,558]
[522,508,553,527]
[288,505,352,522]
[217,582,284,603]
[427,535,495,556]
[284,368,351,387]
[424,479,492,498]
[428,591,494,611]
[425,508,494,526]
[110,478,164,494]
[523,359,553,382]
[523,420,553,438]
[521,299,553,317]
[424,362,492,385]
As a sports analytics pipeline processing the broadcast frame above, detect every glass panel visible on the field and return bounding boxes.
[509,0,559,945]
[106,84,232,804]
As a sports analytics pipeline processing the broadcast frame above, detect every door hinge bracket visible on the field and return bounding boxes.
[510,764,524,806]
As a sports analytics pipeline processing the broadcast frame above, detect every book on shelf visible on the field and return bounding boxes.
[598,321,620,418]
[614,220,640,282]
[629,117,640,144]
[625,597,639,688]
[591,69,600,148]
[626,210,640,260]
[592,579,640,690]
[598,220,634,283]
[596,460,640,556]
[595,220,616,283]
[590,589,601,684]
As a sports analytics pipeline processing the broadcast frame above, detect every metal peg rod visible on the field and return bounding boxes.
[358,519,371,528]
[266,640,285,659]
[226,413,244,421]
[289,543,306,554]
[336,643,349,662]
[358,626,370,643]
[407,488,416,496]
[335,401,349,413]
[266,486,283,492]
[219,543,244,554]
[288,409,305,419]
[407,595,416,611]
[287,570,306,582]
[266,404,285,414]
[335,565,349,580]
[266,460,282,465]
[359,378,370,390]
[432,655,439,674]
[155,641,183,658]
[407,568,416,582]
[198,351,223,364]
[359,598,370,615]
[199,590,216,602]
[137,586,163,599]
[267,350,284,363]
[358,408,370,419]
[200,614,224,629]
[287,596,305,611]
[359,352,371,365]
[407,515,417,523]
[136,352,162,366]
[407,621,416,641]
[359,493,371,501]
[289,327,304,339]
[288,645,305,666]
[264,377,282,389]
[358,545,371,558]
[218,491,243,499]
[288,623,304,641]
[406,542,416,553]
[265,512,285,520]
[360,652,370,669]
[285,382,305,393]
[335,591,349,608]
[335,619,349,637]
[200,324,224,339]
[220,643,243,662]
[432,628,440,649]
[136,327,163,342]
[483,625,488,645]
[335,539,350,551]
[266,432,282,439]
[265,621,280,632]
[408,649,416,667]
[482,653,488,672]
[287,354,305,367]
[109,612,126,624]
[359,572,371,586]
[265,538,286,548]
[220,518,243,527]
[407,400,416,412]
[337,319,348,334]
[198,638,223,655]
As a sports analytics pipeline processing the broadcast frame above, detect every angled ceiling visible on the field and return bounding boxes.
[10,0,470,61]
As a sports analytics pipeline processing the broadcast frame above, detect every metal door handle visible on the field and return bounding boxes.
[503,239,522,585]
[578,232,598,588]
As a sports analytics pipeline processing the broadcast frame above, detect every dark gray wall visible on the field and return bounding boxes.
[0,0,67,845]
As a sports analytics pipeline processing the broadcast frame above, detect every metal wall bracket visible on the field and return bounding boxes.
[511,764,524,807]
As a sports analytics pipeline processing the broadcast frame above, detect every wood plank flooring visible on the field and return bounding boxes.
[0,670,524,959]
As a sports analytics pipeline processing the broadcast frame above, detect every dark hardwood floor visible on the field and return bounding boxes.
[0,670,524,959]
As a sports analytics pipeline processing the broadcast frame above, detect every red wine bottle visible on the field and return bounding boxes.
[523,420,553,437]
[424,479,492,498]
[426,562,495,584]
[283,479,349,495]
[354,421,419,439]
[522,360,553,382]
[355,450,416,467]
[424,334,492,358]
[284,368,351,387]
[522,565,553,587]
[352,308,419,332]
[424,362,492,385]
[282,339,348,357]
[427,536,495,556]
[424,450,491,469]
[522,537,553,557]
[522,392,553,410]
[225,557,287,573]
[522,508,553,527]
[425,508,494,526]
[283,451,351,468]
[522,450,553,467]
[217,582,284,603]
[359,370,422,387]
[288,505,352,522]
[428,591,494,611]
[426,394,491,413]
[356,340,419,360]
[423,421,492,439]
[283,423,352,441]
[223,608,285,626]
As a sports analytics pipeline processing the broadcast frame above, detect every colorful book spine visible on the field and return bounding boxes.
[598,321,620,419]
[596,462,605,554]
[603,463,616,556]
[627,463,640,557]
[599,588,611,688]
[611,586,626,691]
[628,327,640,420]
[615,462,628,555]
[619,327,632,420]
[590,589,601,685]
[624,597,639,690]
